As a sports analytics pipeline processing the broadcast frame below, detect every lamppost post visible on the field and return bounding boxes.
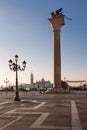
[8,54,27,101]
[14,57,20,101]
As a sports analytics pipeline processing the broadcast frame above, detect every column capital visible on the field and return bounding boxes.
[48,15,64,31]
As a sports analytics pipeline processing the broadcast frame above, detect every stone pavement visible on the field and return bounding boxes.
[0,91,87,130]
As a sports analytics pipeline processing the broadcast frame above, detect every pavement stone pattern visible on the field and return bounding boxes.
[0,91,87,130]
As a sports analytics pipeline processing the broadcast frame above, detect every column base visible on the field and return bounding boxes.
[51,87,69,94]
[53,87,63,93]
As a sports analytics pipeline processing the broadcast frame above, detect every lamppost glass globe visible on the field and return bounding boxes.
[12,63,16,67]
[8,59,13,66]
[15,55,19,61]
[22,61,27,67]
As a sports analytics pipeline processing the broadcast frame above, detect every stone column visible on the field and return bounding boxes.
[48,14,64,89]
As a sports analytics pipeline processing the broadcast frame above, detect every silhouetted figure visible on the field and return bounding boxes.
[51,8,63,18]
[50,8,72,21]
[51,12,56,18]
[55,8,62,15]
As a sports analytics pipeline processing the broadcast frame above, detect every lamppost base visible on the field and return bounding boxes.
[14,96,21,101]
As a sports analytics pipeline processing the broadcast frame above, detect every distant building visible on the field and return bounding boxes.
[34,78,52,90]
[21,73,52,91]
[30,72,34,84]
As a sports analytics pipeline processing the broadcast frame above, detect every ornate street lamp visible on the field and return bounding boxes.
[4,78,9,88]
[8,55,27,101]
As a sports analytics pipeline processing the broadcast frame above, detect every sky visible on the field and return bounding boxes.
[0,0,87,87]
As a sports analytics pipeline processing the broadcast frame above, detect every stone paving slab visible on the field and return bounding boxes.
[0,91,87,130]
[76,101,87,130]
[0,99,71,130]
[71,101,82,130]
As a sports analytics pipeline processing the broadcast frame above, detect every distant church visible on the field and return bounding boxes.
[29,72,52,90]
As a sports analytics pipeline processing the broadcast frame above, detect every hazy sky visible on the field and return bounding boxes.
[0,0,87,86]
